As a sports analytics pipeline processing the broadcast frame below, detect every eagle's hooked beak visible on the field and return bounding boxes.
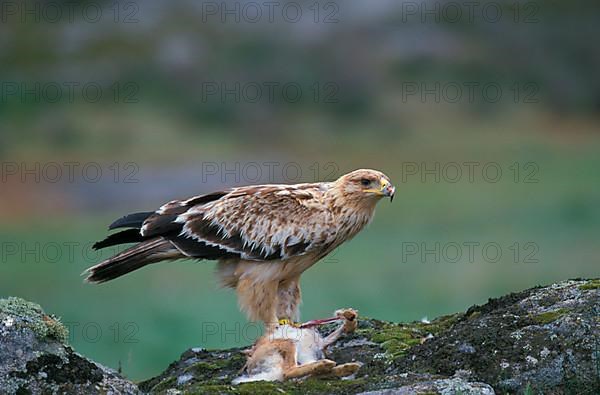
[364,178,396,201]
[380,178,396,202]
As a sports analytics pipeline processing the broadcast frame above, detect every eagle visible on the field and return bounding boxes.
[85,169,395,325]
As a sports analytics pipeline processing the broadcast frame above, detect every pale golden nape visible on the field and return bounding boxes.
[86,168,395,326]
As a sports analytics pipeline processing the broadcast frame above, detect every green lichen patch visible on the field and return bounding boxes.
[281,377,370,394]
[140,349,248,393]
[148,376,177,393]
[579,279,600,290]
[467,311,481,320]
[368,323,422,360]
[183,359,231,376]
[237,381,284,395]
[0,297,68,343]
[189,384,241,394]
[416,313,462,335]
[359,313,461,363]
[185,382,283,395]
[530,308,569,325]
[185,377,371,395]
[151,376,373,395]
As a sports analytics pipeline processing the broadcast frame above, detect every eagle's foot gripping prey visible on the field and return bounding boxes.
[233,308,361,384]
[277,318,300,327]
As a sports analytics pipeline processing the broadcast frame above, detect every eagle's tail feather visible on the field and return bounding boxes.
[84,238,180,283]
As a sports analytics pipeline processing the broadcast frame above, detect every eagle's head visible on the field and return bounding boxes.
[333,169,395,205]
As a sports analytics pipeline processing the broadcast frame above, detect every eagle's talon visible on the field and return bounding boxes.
[278,318,300,327]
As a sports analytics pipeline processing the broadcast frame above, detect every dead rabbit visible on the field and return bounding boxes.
[233,309,361,383]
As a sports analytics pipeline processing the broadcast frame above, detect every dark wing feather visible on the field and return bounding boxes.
[98,191,230,248]
[108,211,154,230]
[169,235,239,260]
[93,228,144,250]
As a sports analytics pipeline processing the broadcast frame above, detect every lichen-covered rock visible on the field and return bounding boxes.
[357,371,495,395]
[139,279,600,394]
[0,297,139,395]
[3,279,598,394]
[393,279,600,394]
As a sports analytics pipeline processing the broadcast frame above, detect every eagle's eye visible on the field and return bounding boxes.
[360,178,371,187]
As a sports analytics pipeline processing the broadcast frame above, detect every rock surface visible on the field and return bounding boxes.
[1,279,599,394]
[0,297,139,395]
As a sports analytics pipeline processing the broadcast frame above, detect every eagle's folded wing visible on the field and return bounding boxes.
[141,185,336,261]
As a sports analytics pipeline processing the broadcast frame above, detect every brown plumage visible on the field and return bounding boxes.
[84,169,395,324]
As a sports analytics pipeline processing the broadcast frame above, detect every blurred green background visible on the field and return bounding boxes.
[1,0,599,381]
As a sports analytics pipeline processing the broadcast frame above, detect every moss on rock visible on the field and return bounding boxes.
[579,279,600,290]
[360,313,461,364]
[0,297,68,343]
[530,308,569,325]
